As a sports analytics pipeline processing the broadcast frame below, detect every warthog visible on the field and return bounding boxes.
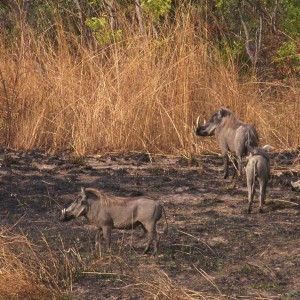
[195,107,259,178]
[245,145,270,213]
[60,187,166,255]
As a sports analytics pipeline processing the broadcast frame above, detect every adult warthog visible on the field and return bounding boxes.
[60,187,167,255]
[195,107,259,178]
[245,145,270,213]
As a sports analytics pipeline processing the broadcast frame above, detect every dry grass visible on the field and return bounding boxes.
[1,225,278,300]
[0,228,232,300]
[127,268,229,300]
[0,7,298,156]
[0,225,84,300]
[0,231,54,299]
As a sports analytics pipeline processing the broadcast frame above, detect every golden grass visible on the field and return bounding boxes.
[0,7,298,156]
[0,231,55,299]
[0,226,280,300]
[127,268,229,300]
[0,225,84,300]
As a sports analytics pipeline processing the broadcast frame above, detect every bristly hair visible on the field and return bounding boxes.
[84,188,126,207]
[220,108,241,129]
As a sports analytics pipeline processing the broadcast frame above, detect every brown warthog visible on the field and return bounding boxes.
[61,187,166,255]
[195,107,259,178]
[245,145,270,213]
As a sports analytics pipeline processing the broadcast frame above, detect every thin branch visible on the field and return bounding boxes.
[271,0,279,33]
[135,0,145,35]
[103,0,115,31]
[238,6,256,65]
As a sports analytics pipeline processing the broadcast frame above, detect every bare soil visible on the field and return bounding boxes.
[0,148,299,300]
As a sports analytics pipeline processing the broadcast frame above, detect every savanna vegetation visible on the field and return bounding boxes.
[0,0,299,155]
[0,1,299,299]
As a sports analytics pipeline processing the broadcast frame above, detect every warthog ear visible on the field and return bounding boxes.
[219,107,227,118]
[245,143,254,154]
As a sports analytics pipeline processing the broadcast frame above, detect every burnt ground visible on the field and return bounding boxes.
[0,148,299,300]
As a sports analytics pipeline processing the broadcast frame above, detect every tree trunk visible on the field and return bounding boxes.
[135,0,145,35]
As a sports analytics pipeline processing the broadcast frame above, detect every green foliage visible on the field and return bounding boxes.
[280,0,300,39]
[214,0,300,76]
[141,0,172,20]
[0,0,299,78]
[277,41,300,62]
[88,0,101,4]
[85,16,122,46]
[95,29,122,46]
[273,41,300,74]
[85,16,107,31]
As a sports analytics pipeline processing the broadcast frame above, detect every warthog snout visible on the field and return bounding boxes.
[195,116,210,137]
[60,208,74,222]
[60,208,66,221]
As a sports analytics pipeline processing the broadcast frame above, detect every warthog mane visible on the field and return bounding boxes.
[85,188,127,207]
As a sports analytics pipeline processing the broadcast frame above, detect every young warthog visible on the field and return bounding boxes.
[195,107,259,178]
[245,145,270,213]
[60,187,166,255]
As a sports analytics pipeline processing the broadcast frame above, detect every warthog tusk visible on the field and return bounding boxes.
[204,118,207,124]
[62,208,66,216]
[196,116,200,127]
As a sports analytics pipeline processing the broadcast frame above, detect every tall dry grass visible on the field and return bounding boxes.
[0,227,78,299]
[0,6,298,156]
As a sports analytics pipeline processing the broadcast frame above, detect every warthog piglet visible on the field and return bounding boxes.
[245,145,270,213]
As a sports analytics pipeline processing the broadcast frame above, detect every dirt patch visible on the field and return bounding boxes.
[0,149,299,299]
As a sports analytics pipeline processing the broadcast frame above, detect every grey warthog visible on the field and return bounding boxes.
[195,107,259,178]
[60,187,167,255]
[245,145,270,213]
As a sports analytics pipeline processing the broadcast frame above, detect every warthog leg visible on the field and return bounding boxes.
[229,155,242,179]
[237,156,243,177]
[247,173,255,214]
[152,233,159,256]
[231,157,238,178]
[95,230,102,255]
[142,223,158,255]
[258,178,267,213]
[222,154,229,179]
[102,226,112,252]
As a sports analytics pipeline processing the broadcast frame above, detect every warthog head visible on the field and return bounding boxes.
[195,108,229,137]
[246,144,271,161]
[61,187,87,222]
